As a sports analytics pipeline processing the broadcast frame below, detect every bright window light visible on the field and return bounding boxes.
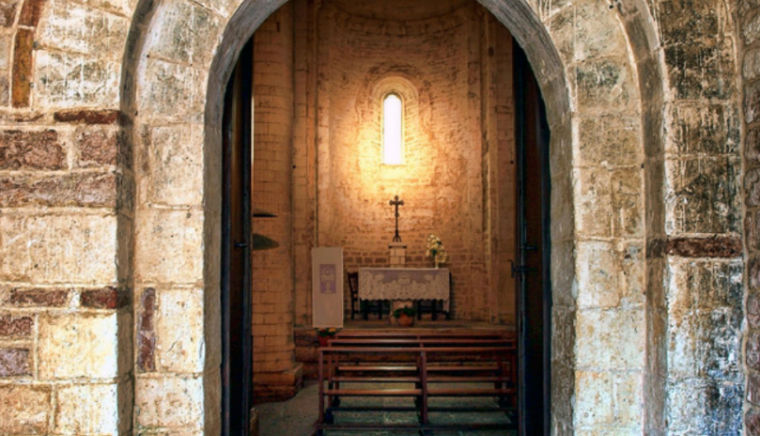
[383,94,403,165]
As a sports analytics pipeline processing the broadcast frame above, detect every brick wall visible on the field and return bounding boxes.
[300,0,516,322]
[251,2,301,402]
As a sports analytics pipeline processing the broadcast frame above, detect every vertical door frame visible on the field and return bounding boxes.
[514,40,552,436]
[221,39,254,436]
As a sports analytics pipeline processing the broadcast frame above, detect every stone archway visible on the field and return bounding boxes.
[120,0,662,433]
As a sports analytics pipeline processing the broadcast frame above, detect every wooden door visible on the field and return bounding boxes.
[514,40,552,436]
[221,39,254,436]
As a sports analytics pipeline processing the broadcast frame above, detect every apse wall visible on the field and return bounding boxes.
[307,0,517,322]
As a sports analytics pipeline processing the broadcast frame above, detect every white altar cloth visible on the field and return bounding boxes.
[358,268,450,310]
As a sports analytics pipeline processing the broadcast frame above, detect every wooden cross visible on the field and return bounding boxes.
[389,195,405,242]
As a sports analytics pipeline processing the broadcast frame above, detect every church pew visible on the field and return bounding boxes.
[315,344,517,435]
[334,330,514,340]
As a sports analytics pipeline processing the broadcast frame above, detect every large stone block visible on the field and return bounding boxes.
[135,209,203,284]
[745,9,760,46]
[667,259,743,380]
[76,127,119,168]
[570,0,629,62]
[36,2,128,58]
[38,312,118,380]
[747,80,760,124]
[749,408,760,436]
[135,375,203,428]
[80,286,128,309]
[578,113,640,167]
[575,370,641,428]
[0,385,51,434]
[657,0,726,44]
[575,57,635,110]
[0,214,117,284]
[666,156,741,234]
[611,169,644,238]
[0,2,16,27]
[7,287,69,307]
[0,129,64,170]
[54,383,118,434]
[0,314,33,337]
[141,124,203,206]
[0,173,117,208]
[576,308,644,371]
[664,37,735,100]
[666,379,743,435]
[0,348,30,376]
[146,0,222,66]
[574,168,613,237]
[156,288,205,373]
[670,103,740,155]
[34,50,120,108]
[12,28,33,108]
[138,59,206,121]
[576,240,619,308]
[746,48,760,81]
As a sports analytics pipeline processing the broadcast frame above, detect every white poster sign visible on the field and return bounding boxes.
[312,247,344,328]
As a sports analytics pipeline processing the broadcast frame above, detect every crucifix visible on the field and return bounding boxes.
[389,195,405,242]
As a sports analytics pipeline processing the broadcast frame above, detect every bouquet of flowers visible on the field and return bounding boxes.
[426,234,448,266]
[315,327,339,346]
[315,327,339,337]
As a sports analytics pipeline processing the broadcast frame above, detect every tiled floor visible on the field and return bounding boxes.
[257,381,516,436]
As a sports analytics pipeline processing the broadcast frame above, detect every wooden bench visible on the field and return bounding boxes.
[334,330,513,340]
[315,339,517,435]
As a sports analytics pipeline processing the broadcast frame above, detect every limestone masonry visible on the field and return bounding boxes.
[0,0,754,434]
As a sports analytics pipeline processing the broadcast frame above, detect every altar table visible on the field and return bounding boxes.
[358,267,450,313]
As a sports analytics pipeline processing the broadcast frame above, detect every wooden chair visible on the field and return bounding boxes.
[348,272,385,320]
[416,271,452,321]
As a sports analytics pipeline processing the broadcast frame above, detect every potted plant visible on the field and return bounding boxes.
[393,306,416,327]
[315,327,339,347]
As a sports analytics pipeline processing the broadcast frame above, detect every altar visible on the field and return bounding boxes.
[358,267,451,313]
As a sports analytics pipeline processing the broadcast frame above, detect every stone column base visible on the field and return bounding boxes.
[253,363,304,403]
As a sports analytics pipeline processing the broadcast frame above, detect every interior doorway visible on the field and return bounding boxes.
[219,2,552,434]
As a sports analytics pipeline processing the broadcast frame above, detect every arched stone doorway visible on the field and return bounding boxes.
[120,0,665,433]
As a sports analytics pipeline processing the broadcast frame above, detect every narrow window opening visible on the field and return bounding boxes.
[383,93,403,165]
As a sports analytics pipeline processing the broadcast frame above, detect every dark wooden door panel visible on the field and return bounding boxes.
[222,39,254,436]
[514,40,551,436]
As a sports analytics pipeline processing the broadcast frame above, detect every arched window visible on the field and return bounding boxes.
[383,93,403,165]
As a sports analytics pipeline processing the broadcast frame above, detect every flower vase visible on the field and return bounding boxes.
[318,336,329,347]
[435,260,440,269]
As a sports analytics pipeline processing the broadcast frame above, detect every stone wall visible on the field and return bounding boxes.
[0,1,133,431]
[0,0,751,434]
[649,0,745,433]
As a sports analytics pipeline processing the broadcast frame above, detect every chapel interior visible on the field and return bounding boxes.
[233,0,542,433]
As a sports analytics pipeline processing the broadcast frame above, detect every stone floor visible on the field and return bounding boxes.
[257,381,516,436]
